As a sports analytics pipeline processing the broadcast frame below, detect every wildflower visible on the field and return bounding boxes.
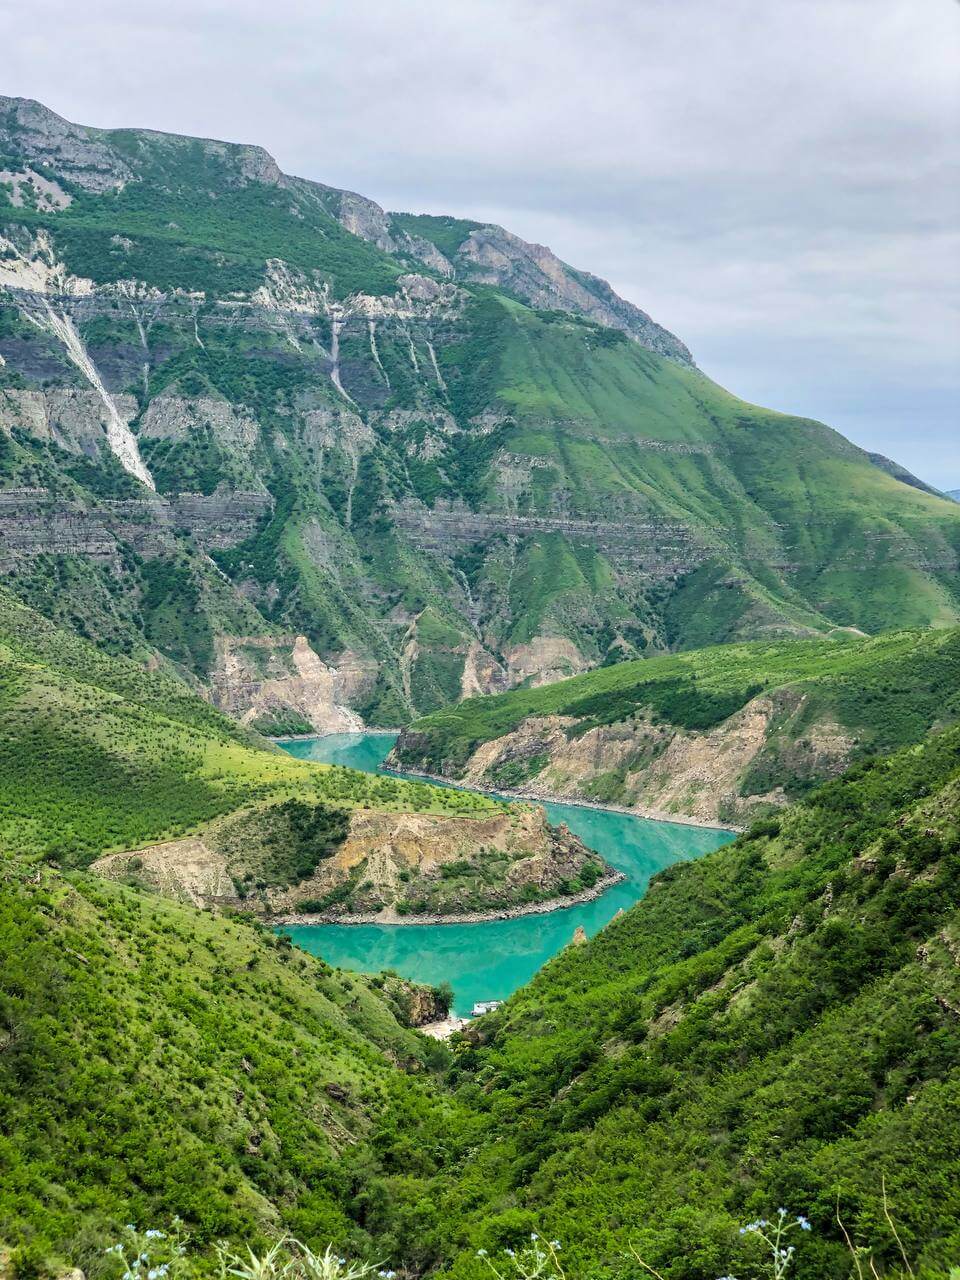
[549,1242,561,1250]
[530,1233,538,1241]
[144,1230,166,1241]
[777,1208,787,1217]
[476,1249,488,1258]
[505,1249,515,1258]
[796,1216,811,1231]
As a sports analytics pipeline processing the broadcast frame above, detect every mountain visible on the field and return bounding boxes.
[428,724,960,1278]
[391,627,960,824]
[947,489,960,503]
[0,588,602,916]
[2,95,960,729]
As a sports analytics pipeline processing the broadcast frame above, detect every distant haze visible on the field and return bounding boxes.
[3,0,958,486]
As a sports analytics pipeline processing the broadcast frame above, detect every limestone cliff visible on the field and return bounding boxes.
[208,634,367,734]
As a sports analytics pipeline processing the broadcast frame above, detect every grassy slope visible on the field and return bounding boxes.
[480,306,960,641]
[0,863,454,1271]
[428,727,960,1280]
[395,628,960,776]
[0,590,501,865]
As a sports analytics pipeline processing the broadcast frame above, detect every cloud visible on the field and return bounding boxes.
[3,0,958,484]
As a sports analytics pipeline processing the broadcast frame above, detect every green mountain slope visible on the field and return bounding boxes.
[0,96,958,729]
[392,627,960,823]
[0,862,452,1270]
[427,725,960,1279]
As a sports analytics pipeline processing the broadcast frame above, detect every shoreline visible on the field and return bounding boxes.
[270,728,401,743]
[272,728,740,833]
[270,868,625,928]
[380,763,742,834]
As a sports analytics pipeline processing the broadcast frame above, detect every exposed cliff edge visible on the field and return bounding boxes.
[389,630,960,827]
[391,694,849,828]
[92,798,613,920]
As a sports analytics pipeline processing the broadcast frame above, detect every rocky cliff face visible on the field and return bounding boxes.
[208,633,366,734]
[393,688,857,828]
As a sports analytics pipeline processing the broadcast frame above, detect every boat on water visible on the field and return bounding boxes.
[471,999,502,1016]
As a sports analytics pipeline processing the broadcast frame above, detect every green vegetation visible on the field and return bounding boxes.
[0,590,504,865]
[395,628,960,779]
[0,862,453,1269]
[427,724,960,1279]
[4,704,959,1278]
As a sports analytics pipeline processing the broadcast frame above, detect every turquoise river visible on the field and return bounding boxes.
[279,733,735,1015]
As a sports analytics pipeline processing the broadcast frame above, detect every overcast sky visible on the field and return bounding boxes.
[4,0,958,487]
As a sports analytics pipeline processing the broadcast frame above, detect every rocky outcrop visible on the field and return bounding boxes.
[0,95,132,193]
[92,838,235,909]
[504,637,587,688]
[379,975,451,1026]
[92,799,610,921]
[209,634,365,733]
[453,224,695,364]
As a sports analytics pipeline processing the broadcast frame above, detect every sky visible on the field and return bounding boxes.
[3,0,959,488]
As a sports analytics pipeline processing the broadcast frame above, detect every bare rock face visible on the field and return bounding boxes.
[209,634,364,733]
[504,636,587,688]
[92,839,235,909]
[428,689,857,827]
[0,95,132,193]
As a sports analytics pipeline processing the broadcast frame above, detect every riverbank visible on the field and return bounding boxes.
[270,728,401,743]
[380,763,743,834]
[270,867,625,927]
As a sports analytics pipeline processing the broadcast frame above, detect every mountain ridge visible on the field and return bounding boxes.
[2,94,959,730]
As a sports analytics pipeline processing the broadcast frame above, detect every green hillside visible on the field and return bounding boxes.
[5,708,959,1279]
[427,725,960,1279]
[0,862,453,1272]
[393,627,960,781]
[0,589,500,866]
